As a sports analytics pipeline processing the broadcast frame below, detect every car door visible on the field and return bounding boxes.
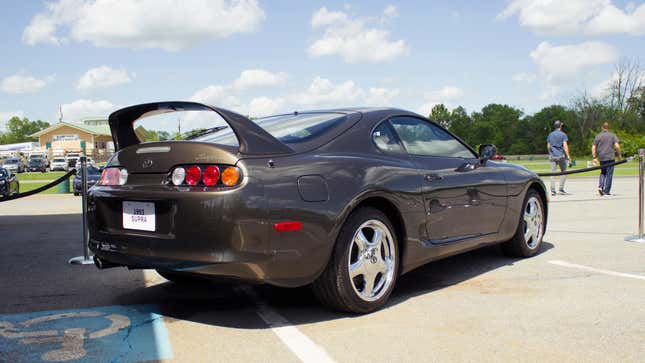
[388,116,507,244]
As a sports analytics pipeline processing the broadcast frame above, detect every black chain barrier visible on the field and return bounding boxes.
[537,158,630,177]
[0,168,77,202]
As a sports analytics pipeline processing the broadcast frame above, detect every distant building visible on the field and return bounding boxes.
[29,118,114,158]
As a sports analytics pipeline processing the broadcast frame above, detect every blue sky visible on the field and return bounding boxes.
[0,0,644,132]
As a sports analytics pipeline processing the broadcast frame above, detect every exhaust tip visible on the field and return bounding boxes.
[94,255,120,269]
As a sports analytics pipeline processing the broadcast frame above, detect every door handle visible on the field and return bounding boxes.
[424,174,443,182]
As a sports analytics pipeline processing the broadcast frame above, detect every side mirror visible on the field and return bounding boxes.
[479,144,497,163]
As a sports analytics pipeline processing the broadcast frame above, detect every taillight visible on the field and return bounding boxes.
[185,166,201,186]
[98,167,128,186]
[202,166,220,186]
[221,167,240,186]
[167,165,240,188]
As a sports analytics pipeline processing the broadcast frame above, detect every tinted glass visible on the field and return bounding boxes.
[53,158,65,162]
[390,117,475,158]
[372,122,404,153]
[4,159,18,164]
[195,113,345,146]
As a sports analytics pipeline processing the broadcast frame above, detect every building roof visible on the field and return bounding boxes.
[30,121,112,138]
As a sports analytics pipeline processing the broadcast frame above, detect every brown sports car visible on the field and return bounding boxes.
[89,101,548,313]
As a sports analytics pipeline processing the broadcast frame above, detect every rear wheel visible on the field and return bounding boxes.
[502,189,545,257]
[312,207,398,313]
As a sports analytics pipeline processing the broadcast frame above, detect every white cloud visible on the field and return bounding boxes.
[530,41,617,83]
[290,76,365,106]
[308,6,408,63]
[77,66,132,91]
[0,111,25,130]
[512,72,537,83]
[231,69,287,90]
[498,0,645,36]
[248,97,285,117]
[365,87,400,105]
[60,99,116,122]
[23,0,265,51]
[383,5,399,18]
[189,75,402,120]
[1,73,49,94]
[417,86,464,115]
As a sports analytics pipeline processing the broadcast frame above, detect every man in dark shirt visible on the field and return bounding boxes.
[592,122,622,196]
[546,120,572,196]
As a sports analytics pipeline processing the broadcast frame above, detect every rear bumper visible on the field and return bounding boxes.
[87,179,283,284]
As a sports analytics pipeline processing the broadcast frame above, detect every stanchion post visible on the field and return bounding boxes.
[69,156,94,264]
[625,148,645,243]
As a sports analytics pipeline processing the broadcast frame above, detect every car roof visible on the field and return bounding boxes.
[260,107,416,118]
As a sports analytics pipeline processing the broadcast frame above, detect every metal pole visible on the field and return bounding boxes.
[69,155,94,264]
[626,148,645,243]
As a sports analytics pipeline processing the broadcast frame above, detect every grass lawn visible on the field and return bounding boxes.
[19,179,72,194]
[510,158,638,177]
[17,171,69,181]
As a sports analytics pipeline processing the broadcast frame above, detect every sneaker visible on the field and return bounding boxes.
[597,188,604,196]
[551,191,557,196]
[558,190,569,195]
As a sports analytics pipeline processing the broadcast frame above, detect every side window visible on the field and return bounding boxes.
[372,122,404,153]
[390,117,475,158]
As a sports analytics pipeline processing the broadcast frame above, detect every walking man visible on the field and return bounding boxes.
[547,120,572,196]
[592,122,622,196]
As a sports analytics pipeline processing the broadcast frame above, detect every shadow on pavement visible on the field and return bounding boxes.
[1,212,555,330]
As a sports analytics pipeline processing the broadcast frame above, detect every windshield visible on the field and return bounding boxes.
[193,112,346,147]
[29,158,43,163]
[4,159,18,165]
[53,158,65,162]
[77,165,101,176]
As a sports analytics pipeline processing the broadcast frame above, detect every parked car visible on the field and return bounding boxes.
[89,101,548,313]
[0,167,19,198]
[491,153,506,161]
[66,153,81,168]
[73,165,102,196]
[50,157,69,171]
[27,157,49,172]
[1,158,25,173]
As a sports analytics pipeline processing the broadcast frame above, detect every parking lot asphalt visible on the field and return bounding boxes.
[1,177,644,362]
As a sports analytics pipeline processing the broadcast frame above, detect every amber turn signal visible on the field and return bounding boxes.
[221,166,240,186]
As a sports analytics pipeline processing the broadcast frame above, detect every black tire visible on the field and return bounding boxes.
[501,189,546,258]
[312,207,399,314]
[156,269,206,285]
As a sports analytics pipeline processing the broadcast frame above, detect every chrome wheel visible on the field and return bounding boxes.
[347,219,396,302]
[523,196,544,249]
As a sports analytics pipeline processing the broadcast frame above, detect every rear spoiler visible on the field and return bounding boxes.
[108,101,293,154]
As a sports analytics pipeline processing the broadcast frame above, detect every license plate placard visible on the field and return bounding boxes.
[123,201,156,231]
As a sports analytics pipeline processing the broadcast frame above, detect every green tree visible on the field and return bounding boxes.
[0,116,49,144]
[428,104,451,129]
[525,105,577,155]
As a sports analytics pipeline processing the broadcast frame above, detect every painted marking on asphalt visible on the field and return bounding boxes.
[239,286,337,363]
[549,260,645,281]
[0,305,172,363]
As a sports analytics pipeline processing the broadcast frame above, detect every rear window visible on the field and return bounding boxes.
[194,112,346,147]
[53,158,65,162]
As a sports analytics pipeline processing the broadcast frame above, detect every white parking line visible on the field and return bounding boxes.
[548,260,645,281]
[238,286,337,363]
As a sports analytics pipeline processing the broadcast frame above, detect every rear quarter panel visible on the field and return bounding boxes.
[240,151,425,286]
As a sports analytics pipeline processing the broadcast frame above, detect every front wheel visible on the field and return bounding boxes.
[312,207,398,314]
[502,189,546,257]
